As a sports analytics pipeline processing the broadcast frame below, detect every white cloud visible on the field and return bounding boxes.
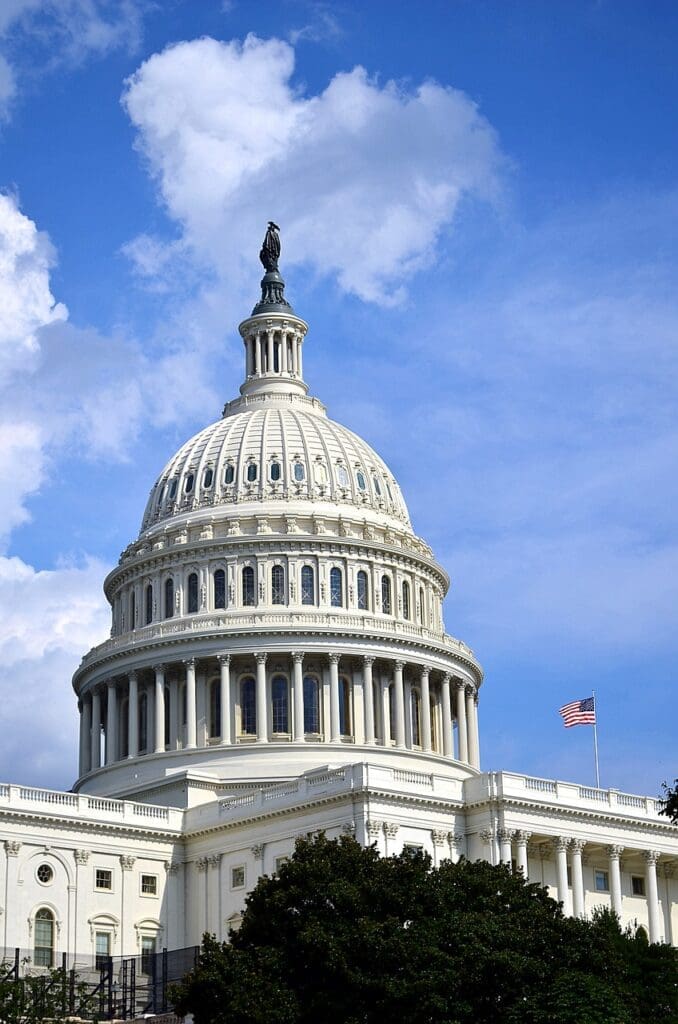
[122,34,504,304]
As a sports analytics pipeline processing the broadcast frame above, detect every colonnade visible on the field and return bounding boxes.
[495,830,668,943]
[244,328,304,379]
[78,652,481,776]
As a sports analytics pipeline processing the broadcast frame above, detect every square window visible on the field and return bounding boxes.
[141,874,158,896]
[594,869,609,893]
[275,856,289,873]
[231,865,245,889]
[95,868,112,890]
[95,931,111,970]
[631,875,645,896]
[403,844,424,854]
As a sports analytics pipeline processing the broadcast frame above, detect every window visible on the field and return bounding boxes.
[187,572,198,614]
[145,584,153,625]
[411,689,421,747]
[594,869,609,893]
[95,868,112,890]
[141,874,157,895]
[357,570,368,610]
[270,461,281,482]
[271,565,285,605]
[240,677,256,735]
[330,567,343,607]
[130,590,136,630]
[336,464,349,487]
[293,461,305,482]
[314,461,328,485]
[372,474,382,496]
[246,463,257,482]
[403,844,424,854]
[275,856,289,872]
[185,472,194,494]
[37,863,53,884]
[214,569,226,609]
[34,908,54,967]
[209,680,221,739]
[224,464,235,485]
[303,676,320,734]
[271,676,289,734]
[141,936,155,976]
[338,677,351,737]
[164,687,170,747]
[402,580,411,620]
[242,566,255,606]
[631,876,645,896]
[139,692,148,752]
[203,467,213,488]
[231,865,245,889]
[168,479,177,500]
[301,565,315,605]
[419,587,426,625]
[95,931,110,971]
[164,578,174,619]
[156,484,165,508]
[381,575,392,615]
[356,470,366,491]
[386,481,394,501]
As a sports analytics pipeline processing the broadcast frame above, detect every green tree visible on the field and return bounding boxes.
[660,779,678,824]
[0,961,97,1024]
[172,834,678,1024]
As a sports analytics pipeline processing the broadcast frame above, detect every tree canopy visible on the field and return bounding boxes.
[173,834,678,1024]
[660,779,678,825]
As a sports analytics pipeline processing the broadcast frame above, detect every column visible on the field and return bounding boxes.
[90,688,101,770]
[644,850,661,943]
[106,681,118,765]
[555,837,571,916]
[466,686,479,768]
[571,840,585,918]
[245,337,253,376]
[608,845,623,918]
[473,691,481,767]
[515,831,531,877]
[441,675,453,756]
[254,333,262,374]
[80,697,92,775]
[128,672,138,758]
[292,652,304,742]
[420,667,432,752]
[393,661,406,748]
[455,680,468,762]
[154,665,165,753]
[281,331,288,373]
[297,336,303,378]
[265,329,273,373]
[498,828,514,866]
[256,652,268,742]
[185,658,197,749]
[219,655,232,744]
[363,656,375,745]
[168,674,179,749]
[329,653,341,742]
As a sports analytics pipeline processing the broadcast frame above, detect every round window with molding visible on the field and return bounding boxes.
[36,863,54,885]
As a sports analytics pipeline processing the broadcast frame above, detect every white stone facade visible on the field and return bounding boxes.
[1,253,676,968]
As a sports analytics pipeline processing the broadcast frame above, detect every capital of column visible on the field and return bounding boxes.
[643,849,660,865]
[515,830,532,845]
[152,663,165,673]
[251,844,264,859]
[218,654,231,666]
[73,849,90,865]
[498,828,515,843]
[120,855,136,871]
[608,844,624,860]
[128,671,138,683]
[554,836,570,853]
[328,652,340,665]
[455,678,465,693]
[420,666,430,680]
[384,822,399,839]
[393,660,405,672]
[183,657,195,669]
[571,839,585,855]
[366,819,383,839]
[363,655,375,667]
[465,683,476,697]
[291,651,304,664]
[478,829,494,845]
[431,829,447,847]
[255,652,268,666]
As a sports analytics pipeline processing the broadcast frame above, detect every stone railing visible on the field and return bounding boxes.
[465,771,663,819]
[0,784,184,831]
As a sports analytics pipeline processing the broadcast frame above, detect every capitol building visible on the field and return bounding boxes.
[1,226,676,982]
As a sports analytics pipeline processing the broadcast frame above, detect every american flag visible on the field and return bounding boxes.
[559,696,596,728]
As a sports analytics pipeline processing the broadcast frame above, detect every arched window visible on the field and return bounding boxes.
[214,569,226,609]
[339,677,351,737]
[356,470,366,491]
[419,586,426,625]
[242,567,255,606]
[271,676,289,734]
[246,463,257,482]
[271,565,285,605]
[145,584,153,625]
[203,467,213,488]
[34,908,55,966]
[185,472,194,494]
[168,479,178,500]
[301,565,315,605]
[303,676,320,734]
[336,464,349,487]
[411,689,421,747]
[209,680,221,739]
[372,474,382,496]
[224,464,235,485]
[187,572,198,614]
[139,692,148,751]
[129,590,136,630]
[164,578,174,619]
[293,462,305,482]
[270,461,281,482]
[402,580,411,620]
[381,575,392,615]
[240,677,256,735]
[357,570,368,610]
[330,567,343,608]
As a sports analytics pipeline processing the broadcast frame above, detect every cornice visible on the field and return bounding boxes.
[0,807,182,844]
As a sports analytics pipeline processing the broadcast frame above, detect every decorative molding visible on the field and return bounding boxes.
[384,823,399,839]
[4,841,21,857]
[607,845,624,860]
[120,855,136,871]
[478,829,494,845]
[74,849,90,865]
[515,831,532,846]
[554,836,570,853]
[341,821,356,836]
[643,849,660,866]
[251,844,264,859]
[497,828,515,844]
[196,857,209,873]
[164,861,180,875]
[431,829,447,847]
[570,839,585,855]
[366,819,383,839]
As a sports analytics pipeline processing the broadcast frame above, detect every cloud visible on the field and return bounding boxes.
[122,34,504,304]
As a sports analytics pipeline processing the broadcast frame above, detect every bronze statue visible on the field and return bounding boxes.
[259,221,281,272]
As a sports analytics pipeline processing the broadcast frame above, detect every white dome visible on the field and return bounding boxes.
[141,398,413,535]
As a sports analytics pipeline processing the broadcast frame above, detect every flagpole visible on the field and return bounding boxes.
[592,690,600,788]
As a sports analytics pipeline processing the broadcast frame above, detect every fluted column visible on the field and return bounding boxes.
[466,686,479,768]
[515,831,531,877]
[254,332,262,374]
[185,658,197,749]
[219,655,231,744]
[441,675,453,756]
[127,672,138,758]
[498,828,514,866]
[106,681,118,765]
[418,667,432,752]
[291,652,304,741]
[266,329,274,373]
[608,845,623,917]
[79,698,92,775]
[154,665,165,754]
[555,837,571,916]
[256,653,268,742]
[363,656,375,745]
[455,680,468,762]
[393,661,406,748]
[571,840,585,918]
[644,850,661,942]
[329,653,341,742]
[90,688,101,770]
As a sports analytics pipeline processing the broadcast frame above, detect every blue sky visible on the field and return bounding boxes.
[0,0,676,795]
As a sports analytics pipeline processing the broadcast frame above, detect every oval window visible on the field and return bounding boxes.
[336,465,349,487]
[372,474,382,496]
[270,462,281,482]
[185,473,195,494]
[224,464,235,485]
[293,462,305,482]
[37,864,53,884]
[203,468,214,488]
[356,471,366,491]
[247,463,258,482]
[168,479,178,500]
